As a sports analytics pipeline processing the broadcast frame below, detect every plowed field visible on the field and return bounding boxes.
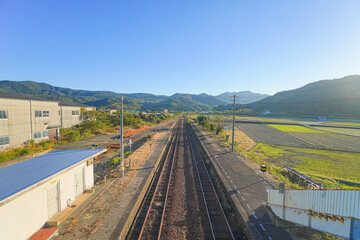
[235,123,312,147]
[289,132,360,152]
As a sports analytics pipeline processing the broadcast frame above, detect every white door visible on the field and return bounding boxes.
[74,168,84,197]
[47,182,60,218]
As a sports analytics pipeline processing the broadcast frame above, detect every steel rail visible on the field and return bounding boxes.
[185,123,216,239]
[137,120,181,240]
[157,119,183,239]
[186,123,235,240]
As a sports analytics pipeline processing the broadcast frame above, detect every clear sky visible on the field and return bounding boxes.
[0,0,359,96]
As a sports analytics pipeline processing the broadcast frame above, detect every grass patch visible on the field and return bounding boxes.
[108,151,131,167]
[0,140,54,163]
[268,124,326,133]
[244,148,305,189]
[253,144,360,188]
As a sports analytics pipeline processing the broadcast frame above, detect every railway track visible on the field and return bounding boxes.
[126,120,181,239]
[186,123,235,239]
[126,119,235,239]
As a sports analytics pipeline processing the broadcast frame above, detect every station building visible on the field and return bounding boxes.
[0,149,106,240]
[0,92,95,150]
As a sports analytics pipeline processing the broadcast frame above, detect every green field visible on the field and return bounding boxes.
[267,124,326,133]
[313,127,360,137]
[325,122,360,126]
[234,116,312,124]
[254,143,360,187]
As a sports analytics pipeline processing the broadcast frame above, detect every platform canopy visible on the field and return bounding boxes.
[0,149,106,203]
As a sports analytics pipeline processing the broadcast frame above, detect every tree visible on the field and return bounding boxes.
[214,116,224,135]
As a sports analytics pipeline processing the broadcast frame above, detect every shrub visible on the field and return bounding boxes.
[108,151,130,167]
[147,133,153,140]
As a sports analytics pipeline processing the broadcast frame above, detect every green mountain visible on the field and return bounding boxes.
[216,91,269,104]
[0,80,225,112]
[145,94,216,112]
[0,80,167,110]
[7,76,358,116]
[247,75,360,116]
[169,93,225,107]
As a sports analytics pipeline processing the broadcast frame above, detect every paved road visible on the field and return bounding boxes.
[192,124,314,240]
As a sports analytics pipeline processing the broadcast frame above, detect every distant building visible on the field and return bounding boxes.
[164,109,168,114]
[0,149,106,240]
[0,92,95,149]
[99,109,118,115]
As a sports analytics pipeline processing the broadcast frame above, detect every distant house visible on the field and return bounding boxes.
[0,149,106,240]
[318,116,328,122]
[100,109,118,115]
[0,92,95,149]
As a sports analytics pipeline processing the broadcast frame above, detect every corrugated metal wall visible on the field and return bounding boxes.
[267,189,360,239]
[268,189,360,218]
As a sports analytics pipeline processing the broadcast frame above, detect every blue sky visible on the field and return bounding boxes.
[0,0,359,96]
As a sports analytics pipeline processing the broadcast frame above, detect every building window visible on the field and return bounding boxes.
[0,110,8,119]
[35,110,43,117]
[43,111,50,117]
[42,131,48,138]
[72,111,80,116]
[0,136,9,146]
[34,132,42,139]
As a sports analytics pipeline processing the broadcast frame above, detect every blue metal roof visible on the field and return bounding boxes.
[0,149,106,203]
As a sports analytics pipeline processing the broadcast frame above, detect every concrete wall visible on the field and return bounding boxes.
[0,159,94,240]
[0,99,60,149]
[0,97,93,150]
[60,106,82,128]
[0,98,31,148]
[31,100,60,142]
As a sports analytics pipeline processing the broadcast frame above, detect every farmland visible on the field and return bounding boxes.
[236,123,312,147]
[267,124,326,133]
[322,122,360,126]
[312,126,360,137]
[224,121,360,188]
[265,123,360,152]
[223,125,256,151]
[288,133,360,152]
[253,143,360,187]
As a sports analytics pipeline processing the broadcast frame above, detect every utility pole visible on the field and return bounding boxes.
[129,138,132,168]
[120,96,124,177]
[232,95,236,152]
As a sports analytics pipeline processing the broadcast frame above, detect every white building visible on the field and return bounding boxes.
[59,101,95,128]
[0,92,95,149]
[0,149,106,240]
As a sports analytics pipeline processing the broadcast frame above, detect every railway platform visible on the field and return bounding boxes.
[91,130,172,240]
[192,123,324,240]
